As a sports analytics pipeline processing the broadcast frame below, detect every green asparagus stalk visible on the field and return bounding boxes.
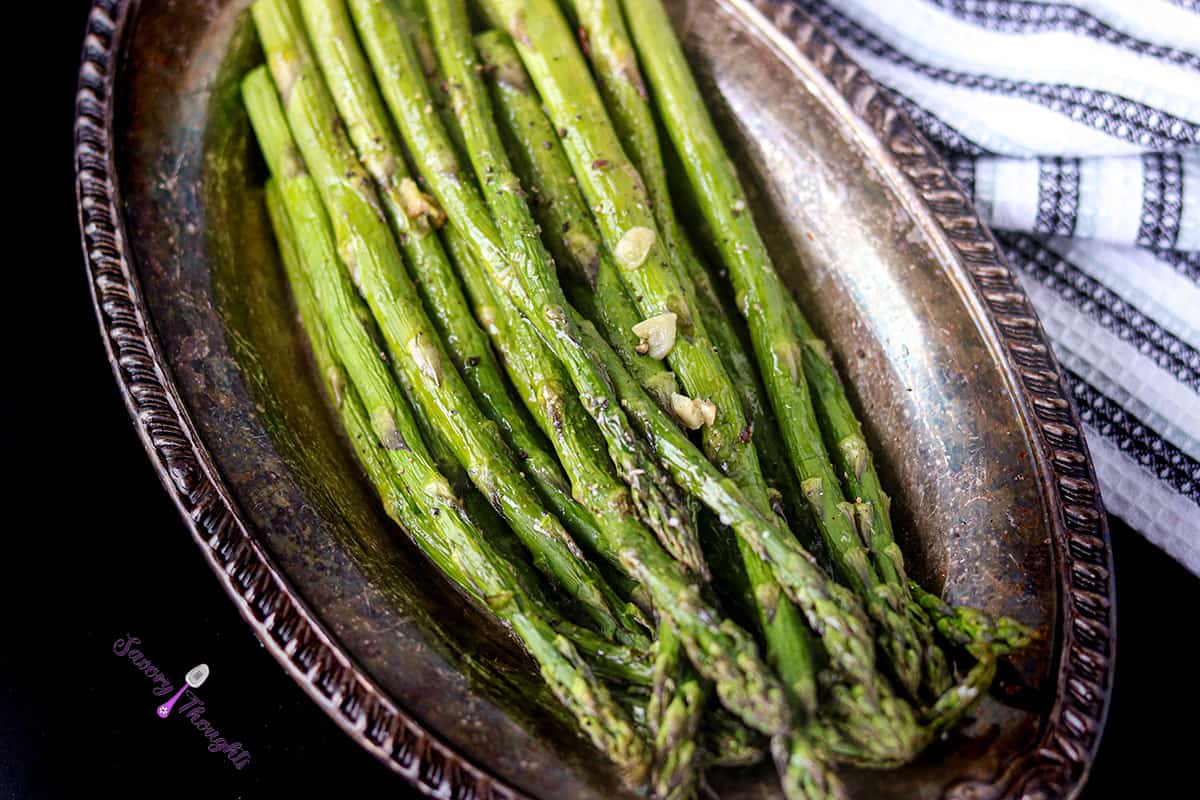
[567,307,914,737]
[555,620,654,687]
[477,0,763,527]
[293,0,650,641]
[648,623,705,800]
[389,0,474,158]
[445,222,790,736]
[618,0,928,698]
[790,308,951,696]
[427,0,698,565]
[473,25,823,718]
[436,221,647,620]
[546,47,839,791]
[471,17,864,790]
[473,30,706,574]
[446,223,707,579]
[347,0,696,580]
[253,0,634,640]
[253,86,646,775]
[266,184,439,570]
[475,29,677,410]
[908,581,1034,660]
[369,6,652,618]
[575,300,931,765]
[560,0,804,526]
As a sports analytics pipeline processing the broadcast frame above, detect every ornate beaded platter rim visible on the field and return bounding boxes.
[75,0,1114,798]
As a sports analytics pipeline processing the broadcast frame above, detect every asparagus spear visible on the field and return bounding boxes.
[293,0,648,638]
[471,16,858,791]
[473,30,707,573]
[253,0,637,640]
[253,84,646,775]
[555,620,654,687]
[576,299,932,765]
[477,0,763,527]
[367,2,652,618]
[647,623,705,800]
[567,307,917,743]
[445,222,790,736]
[475,30,677,410]
[446,223,707,579]
[560,0,804,526]
[792,310,950,696]
[618,0,928,698]
[908,581,1034,660]
[265,179,456,582]
[347,0,696,578]
[474,21,821,704]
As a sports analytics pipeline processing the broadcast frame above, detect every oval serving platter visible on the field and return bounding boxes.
[75,0,1115,797]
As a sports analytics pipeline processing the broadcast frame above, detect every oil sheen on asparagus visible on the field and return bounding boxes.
[242,1,1033,797]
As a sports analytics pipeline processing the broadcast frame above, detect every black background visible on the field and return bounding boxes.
[2,2,1196,798]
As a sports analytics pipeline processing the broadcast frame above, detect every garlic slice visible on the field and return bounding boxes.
[671,393,717,430]
[631,312,678,360]
[614,226,656,269]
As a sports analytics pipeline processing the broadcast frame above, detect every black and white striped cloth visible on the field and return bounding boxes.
[790,0,1200,574]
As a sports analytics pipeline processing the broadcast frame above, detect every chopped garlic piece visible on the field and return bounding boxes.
[631,312,677,360]
[671,393,717,430]
[614,226,656,269]
[399,177,446,227]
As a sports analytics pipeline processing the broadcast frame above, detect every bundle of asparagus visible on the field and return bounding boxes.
[242,1,1033,796]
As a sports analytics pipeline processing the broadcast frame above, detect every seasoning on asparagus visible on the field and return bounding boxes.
[253,0,640,641]
[249,73,646,775]
[347,0,700,585]
[473,12,871,792]
[445,221,789,736]
[293,0,657,642]
[618,0,930,700]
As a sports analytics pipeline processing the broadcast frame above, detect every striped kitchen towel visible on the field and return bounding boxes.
[788,0,1200,574]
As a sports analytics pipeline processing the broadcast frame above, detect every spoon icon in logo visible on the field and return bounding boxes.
[157,664,210,718]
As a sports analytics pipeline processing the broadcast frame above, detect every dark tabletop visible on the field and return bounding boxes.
[2,2,1195,798]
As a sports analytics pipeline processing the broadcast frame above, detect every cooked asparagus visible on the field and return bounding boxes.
[347,0,697,582]
[293,0,656,641]
[445,219,789,736]
[909,580,1034,660]
[560,0,804,527]
[474,29,678,411]
[523,9,843,790]
[250,74,645,774]
[618,0,927,700]
[648,623,705,800]
[473,29,704,572]
[473,17,822,719]
[253,0,636,640]
[240,0,1032,791]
